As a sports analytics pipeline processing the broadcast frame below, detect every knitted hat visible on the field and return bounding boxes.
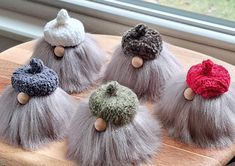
[89,81,139,126]
[121,24,163,61]
[186,59,230,99]
[44,9,85,47]
[12,58,59,96]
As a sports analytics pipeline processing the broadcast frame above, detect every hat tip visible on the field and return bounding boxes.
[202,59,214,75]
[29,58,44,74]
[56,9,69,25]
[106,81,119,96]
[134,24,148,36]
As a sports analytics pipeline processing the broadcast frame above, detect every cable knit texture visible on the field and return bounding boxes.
[121,24,162,61]
[12,58,59,96]
[44,9,85,47]
[89,81,138,126]
[186,59,230,99]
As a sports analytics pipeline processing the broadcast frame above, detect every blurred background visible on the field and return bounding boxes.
[144,0,235,21]
[0,0,235,64]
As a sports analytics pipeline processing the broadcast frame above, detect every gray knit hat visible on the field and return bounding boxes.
[121,24,163,61]
[11,58,59,96]
[89,81,139,126]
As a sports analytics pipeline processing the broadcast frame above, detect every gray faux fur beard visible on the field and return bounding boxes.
[155,74,235,148]
[104,44,182,101]
[0,86,77,150]
[31,34,106,94]
[66,100,161,166]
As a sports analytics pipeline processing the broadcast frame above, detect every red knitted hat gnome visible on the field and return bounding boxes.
[156,59,235,148]
[186,59,230,99]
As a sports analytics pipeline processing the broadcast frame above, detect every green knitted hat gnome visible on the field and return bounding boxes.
[89,81,138,126]
[67,81,161,165]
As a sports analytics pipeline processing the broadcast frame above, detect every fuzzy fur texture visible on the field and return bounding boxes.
[104,44,182,101]
[155,73,235,148]
[31,33,106,94]
[67,100,161,166]
[0,86,77,150]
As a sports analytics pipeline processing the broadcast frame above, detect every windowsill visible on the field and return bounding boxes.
[0,8,44,42]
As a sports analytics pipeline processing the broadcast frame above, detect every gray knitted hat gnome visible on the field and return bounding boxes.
[0,58,77,150]
[67,81,161,166]
[31,9,106,94]
[104,24,182,101]
[155,59,235,148]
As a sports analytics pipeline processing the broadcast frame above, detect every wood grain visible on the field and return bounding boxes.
[0,34,234,166]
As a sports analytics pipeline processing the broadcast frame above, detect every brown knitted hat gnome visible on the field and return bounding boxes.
[66,81,161,166]
[31,9,106,94]
[155,59,235,148]
[104,24,182,101]
[0,58,77,150]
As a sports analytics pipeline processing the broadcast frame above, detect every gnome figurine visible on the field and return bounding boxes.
[0,58,77,149]
[67,81,161,166]
[155,59,235,148]
[31,9,106,93]
[104,24,182,101]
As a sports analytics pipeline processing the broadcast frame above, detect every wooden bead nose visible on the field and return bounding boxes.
[184,88,195,101]
[131,56,143,68]
[54,46,65,58]
[17,92,30,105]
[94,118,107,132]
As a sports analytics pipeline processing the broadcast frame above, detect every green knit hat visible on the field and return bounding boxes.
[89,81,139,126]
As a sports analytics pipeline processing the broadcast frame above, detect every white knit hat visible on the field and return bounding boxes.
[44,9,85,47]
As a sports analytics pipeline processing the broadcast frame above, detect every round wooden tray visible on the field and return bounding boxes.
[0,34,234,166]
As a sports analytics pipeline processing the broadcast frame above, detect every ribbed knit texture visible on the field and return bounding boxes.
[186,59,230,99]
[44,9,85,47]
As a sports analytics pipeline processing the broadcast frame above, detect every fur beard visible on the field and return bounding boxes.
[0,86,77,150]
[66,100,161,166]
[155,73,235,148]
[31,33,106,94]
[103,44,182,101]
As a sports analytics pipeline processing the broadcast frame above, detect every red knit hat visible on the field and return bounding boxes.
[186,59,230,99]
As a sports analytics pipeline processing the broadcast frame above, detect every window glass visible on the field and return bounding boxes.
[142,0,235,22]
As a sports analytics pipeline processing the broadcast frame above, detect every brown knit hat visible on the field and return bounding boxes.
[121,24,163,61]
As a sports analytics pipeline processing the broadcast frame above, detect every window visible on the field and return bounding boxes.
[144,0,235,22]
[1,0,235,64]
[91,0,235,35]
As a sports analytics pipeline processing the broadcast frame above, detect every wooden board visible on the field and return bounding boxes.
[0,34,234,166]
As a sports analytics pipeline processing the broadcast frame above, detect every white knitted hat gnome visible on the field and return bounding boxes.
[44,9,85,47]
[31,9,106,94]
